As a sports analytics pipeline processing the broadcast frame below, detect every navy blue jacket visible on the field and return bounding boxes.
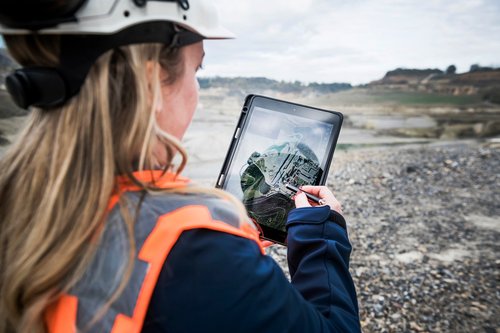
[142,205,360,332]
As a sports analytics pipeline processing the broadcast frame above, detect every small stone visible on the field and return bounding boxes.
[410,322,424,331]
[373,304,384,317]
[470,301,487,311]
[406,165,418,173]
[417,245,428,253]
[390,313,401,321]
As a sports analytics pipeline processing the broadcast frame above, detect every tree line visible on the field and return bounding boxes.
[198,76,352,94]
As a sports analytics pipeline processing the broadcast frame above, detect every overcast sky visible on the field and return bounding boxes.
[202,0,500,85]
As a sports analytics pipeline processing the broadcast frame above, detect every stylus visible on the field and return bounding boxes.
[285,184,326,205]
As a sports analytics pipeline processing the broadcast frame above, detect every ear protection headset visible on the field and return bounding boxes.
[6,68,67,109]
[0,0,233,110]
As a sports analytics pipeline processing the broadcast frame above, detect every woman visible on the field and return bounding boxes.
[0,1,360,332]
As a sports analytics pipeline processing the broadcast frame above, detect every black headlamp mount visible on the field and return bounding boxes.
[5,20,203,110]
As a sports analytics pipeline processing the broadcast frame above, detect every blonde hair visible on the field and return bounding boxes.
[0,35,250,333]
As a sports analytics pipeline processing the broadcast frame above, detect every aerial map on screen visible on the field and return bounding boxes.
[225,106,334,231]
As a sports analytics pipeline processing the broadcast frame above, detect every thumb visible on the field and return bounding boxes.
[294,192,311,208]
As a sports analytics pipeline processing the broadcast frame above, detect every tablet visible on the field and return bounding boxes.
[216,95,343,245]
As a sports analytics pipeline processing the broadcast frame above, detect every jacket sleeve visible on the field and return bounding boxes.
[287,205,360,331]
[142,207,360,333]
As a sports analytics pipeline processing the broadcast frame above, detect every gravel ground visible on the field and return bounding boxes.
[267,140,499,333]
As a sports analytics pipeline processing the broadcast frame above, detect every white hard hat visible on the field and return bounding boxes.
[0,0,234,39]
[0,0,234,109]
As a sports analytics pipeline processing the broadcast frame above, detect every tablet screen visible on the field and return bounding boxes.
[218,95,342,243]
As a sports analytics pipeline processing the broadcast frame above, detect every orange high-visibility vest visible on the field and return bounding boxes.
[45,171,263,333]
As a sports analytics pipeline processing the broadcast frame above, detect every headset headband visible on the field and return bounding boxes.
[6,21,202,110]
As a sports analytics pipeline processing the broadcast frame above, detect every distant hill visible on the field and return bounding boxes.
[372,68,444,85]
[369,66,500,103]
[198,77,352,95]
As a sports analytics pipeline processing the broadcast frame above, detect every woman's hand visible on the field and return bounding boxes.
[293,185,343,214]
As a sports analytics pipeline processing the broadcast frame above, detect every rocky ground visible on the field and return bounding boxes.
[266,140,499,333]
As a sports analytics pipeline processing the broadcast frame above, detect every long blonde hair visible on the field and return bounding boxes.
[0,35,249,333]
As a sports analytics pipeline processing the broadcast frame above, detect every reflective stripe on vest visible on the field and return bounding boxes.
[45,172,263,333]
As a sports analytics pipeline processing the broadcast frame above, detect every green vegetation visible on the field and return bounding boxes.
[384,68,443,77]
[316,89,483,107]
[198,76,352,94]
[365,90,482,106]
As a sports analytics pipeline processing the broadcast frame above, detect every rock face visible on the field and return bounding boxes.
[375,68,444,85]
[369,67,500,102]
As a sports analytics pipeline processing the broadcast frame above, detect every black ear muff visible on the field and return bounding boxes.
[5,68,67,109]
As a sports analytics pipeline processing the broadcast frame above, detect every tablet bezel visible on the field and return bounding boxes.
[216,94,343,245]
